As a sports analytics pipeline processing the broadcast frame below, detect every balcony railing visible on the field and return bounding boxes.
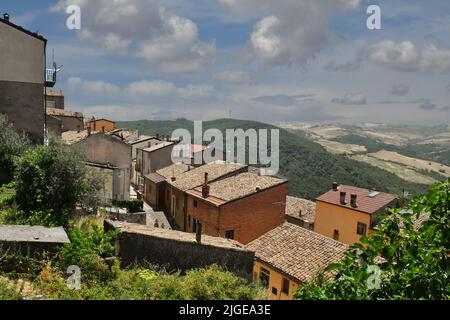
[45,68,56,87]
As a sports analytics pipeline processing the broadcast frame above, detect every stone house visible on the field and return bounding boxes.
[62,130,132,203]
[186,172,288,244]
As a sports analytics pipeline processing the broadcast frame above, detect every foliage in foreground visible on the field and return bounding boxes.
[0,114,31,184]
[7,136,103,227]
[0,221,263,300]
[295,180,450,300]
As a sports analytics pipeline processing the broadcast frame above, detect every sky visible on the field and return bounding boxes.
[2,0,450,125]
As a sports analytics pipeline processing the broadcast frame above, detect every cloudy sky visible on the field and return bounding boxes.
[4,0,450,124]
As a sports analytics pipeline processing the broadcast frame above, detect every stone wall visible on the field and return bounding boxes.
[105,220,255,279]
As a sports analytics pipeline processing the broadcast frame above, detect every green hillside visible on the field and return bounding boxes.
[117,119,429,199]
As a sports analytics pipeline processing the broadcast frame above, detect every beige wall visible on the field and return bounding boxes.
[75,134,132,201]
[0,23,45,84]
[253,261,300,300]
[315,201,371,245]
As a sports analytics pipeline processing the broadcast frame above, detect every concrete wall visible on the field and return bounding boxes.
[76,135,132,201]
[76,134,132,168]
[142,145,176,176]
[59,115,84,132]
[105,221,255,279]
[0,23,45,84]
[45,94,64,109]
[90,165,114,204]
[0,22,45,143]
[0,80,44,143]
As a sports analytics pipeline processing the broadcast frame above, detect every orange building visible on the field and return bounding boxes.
[86,118,116,133]
[315,183,400,245]
[247,223,348,300]
[185,172,288,245]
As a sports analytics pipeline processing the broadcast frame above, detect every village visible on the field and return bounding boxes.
[0,12,443,302]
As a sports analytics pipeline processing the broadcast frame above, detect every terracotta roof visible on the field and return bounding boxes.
[86,118,115,124]
[156,163,191,179]
[188,172,287,204]
[46,107,83,118]
[143,141,175,153]
[246,223,348,283]
[285,196,316,224]
[168,162,247,191]
[107,220,248,252]
[316,185,398,215]
[61,130,91,145]
[144,173,166,184]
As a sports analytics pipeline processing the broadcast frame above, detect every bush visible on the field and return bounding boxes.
[0,277,22,300]
[0,115,31,184]
[112,200,144,213]
[13,135,103,227]
[295,180,450,300]
[57,221,119,282]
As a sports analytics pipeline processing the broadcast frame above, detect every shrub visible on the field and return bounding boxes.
[0,277,22,300]
[57,221,119,282]
[295,180,450,300]
[13,135,103,227]
[0,115,31,184]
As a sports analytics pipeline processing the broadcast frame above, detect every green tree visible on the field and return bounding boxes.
[295,180,450,300]
[13,135,102,227]
[0,114,31,184]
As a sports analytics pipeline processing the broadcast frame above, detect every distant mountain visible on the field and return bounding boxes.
[117,119,430,199]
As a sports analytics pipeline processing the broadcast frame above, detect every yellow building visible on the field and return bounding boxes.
[246,223,348,300]
[315,183,399,245]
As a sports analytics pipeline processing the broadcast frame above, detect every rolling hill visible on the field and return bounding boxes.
[117,119,430,199]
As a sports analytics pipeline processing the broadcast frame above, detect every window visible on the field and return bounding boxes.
[188,215,191,228]
[193,200,198,208]
[225,230,234,240]
[333,229,340,241]
[271,287,278,295]
[357,222,367,236]
[282,278,290,295]
[259,268,270,288]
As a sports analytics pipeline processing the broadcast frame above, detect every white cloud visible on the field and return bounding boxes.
[125,80,214,99]
[126,80,176,97]
[51,0,215,74]
[212,70,253,84]
[332,93,367,105]
[67,77,120,95]
[368,40,450,73]
[220,0,360,66]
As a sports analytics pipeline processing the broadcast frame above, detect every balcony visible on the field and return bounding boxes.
[45,68,56,87]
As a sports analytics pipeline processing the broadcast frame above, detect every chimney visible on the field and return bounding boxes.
[202,173,210,198]
[332,182,339,191]
[171,176,176,182]
[350,194,358,208]
[196,222,202,244]
[156,133,160,140]
[339,191,346,205]
[3,13,10,22]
